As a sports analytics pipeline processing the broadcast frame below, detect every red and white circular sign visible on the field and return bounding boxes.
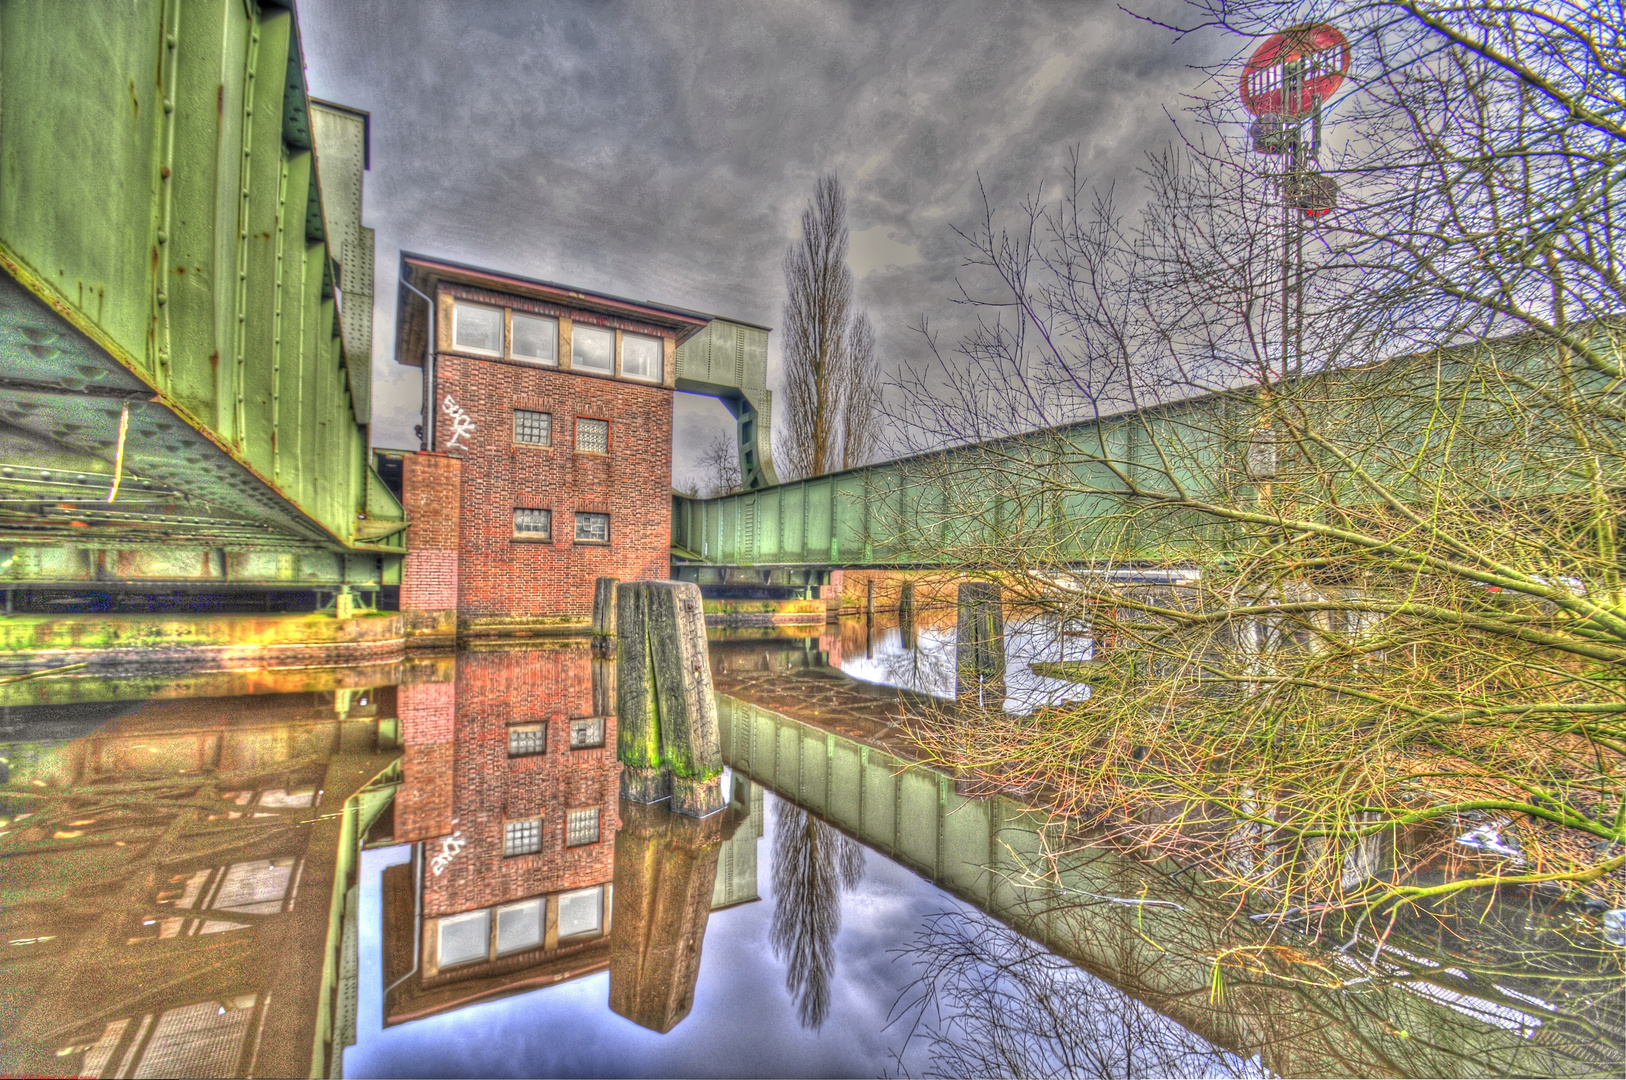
[1240,23,1351,116]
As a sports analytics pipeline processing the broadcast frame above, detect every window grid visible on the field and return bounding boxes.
[513,410,551,445]
[556,886,603,939]
[575,418,609,454]
[508,723,547,757]
[574,512,610,544]
[514,508,552,540]
[566,808,601,847]
[437,909,491,968]
[504,818,542,857]
[495,898,545,956]
[569,716,605,749]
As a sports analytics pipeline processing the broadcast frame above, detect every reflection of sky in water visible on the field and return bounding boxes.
[839,614,1094,715]
[346,789,1240,1079]
[347,793,939,1078]
[839,625,958,700]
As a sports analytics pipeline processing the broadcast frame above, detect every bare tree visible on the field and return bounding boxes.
[840,313,882,470]
[770,801,866,1028]
[696,433,742,498]
[889,909,1258,1079]
[780,174,883,479]
[889,1,1626,916]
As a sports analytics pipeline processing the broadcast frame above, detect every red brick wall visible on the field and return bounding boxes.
[422,351,672,621]
[396,680,456,842]
[400,455,463,613]
[420,646,620,917]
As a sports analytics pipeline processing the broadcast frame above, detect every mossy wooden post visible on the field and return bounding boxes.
[956,581,1005,702]
[592,577,619,643]
[616,581,725,817]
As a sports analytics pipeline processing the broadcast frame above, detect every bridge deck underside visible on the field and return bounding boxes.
[0,0,403,591]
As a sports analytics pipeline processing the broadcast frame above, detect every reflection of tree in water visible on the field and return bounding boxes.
[876,627,958,699]
[770,804,866,1028]
[890,910,1259,1079]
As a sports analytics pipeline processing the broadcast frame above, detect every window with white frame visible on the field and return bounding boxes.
[571,324,613,373]
[508,723,546,757]
[514,508,551,540]
[575,418,609,454]
[556,886,603,939]
[495,898,545,956]
[437,909,490,967]
[574,512,609,544]
[569,716,604,749]
[511,313,558,365]
[504,817,542,857]
[452,301,503,355]
[513,409,551,445]
[565,807,601,847]
[621,332,662,382]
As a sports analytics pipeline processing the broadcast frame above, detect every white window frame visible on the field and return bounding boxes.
[570,323,615,375]
[556,885,604,940]
[436,909,491,968]
[494,898,546,956]
[451,300,505,357]
[510,312,559,366]
[621,332,663,383]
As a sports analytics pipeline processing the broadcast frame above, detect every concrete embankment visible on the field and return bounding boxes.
[701,598,828,627]
[0,612,407,672]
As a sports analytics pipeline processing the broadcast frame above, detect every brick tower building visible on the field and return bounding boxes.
[389,255,771,638]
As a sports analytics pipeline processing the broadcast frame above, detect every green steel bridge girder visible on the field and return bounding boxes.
[672,327,1624,572]
[673,318,778,491]
[0,0,404,590]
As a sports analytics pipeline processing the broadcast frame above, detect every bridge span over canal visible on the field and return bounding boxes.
[671,326,1607,587]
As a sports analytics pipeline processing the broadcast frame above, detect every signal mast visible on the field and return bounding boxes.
[1241,24,1350,378]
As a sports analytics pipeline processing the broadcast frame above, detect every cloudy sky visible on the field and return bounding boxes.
[298,0,1227,488]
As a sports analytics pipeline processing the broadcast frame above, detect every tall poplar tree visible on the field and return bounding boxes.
[779,174,881,479]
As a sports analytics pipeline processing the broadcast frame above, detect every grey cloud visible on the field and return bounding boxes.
[298,0,1221,469]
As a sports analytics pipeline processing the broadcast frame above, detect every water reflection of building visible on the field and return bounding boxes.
[382,646,763,1034]
[0,685,399,1080]
[384,646,620,1023]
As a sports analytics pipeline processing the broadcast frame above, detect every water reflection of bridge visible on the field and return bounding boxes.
[0,681,400,1079]
[6,643,1615,1077]
[715,683,1609,1079]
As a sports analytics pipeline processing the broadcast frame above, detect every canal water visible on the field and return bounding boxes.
[1,615,1620,1078]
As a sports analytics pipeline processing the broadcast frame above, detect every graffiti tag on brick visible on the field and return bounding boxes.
[442,395,476,451]
[430,830,465,875]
